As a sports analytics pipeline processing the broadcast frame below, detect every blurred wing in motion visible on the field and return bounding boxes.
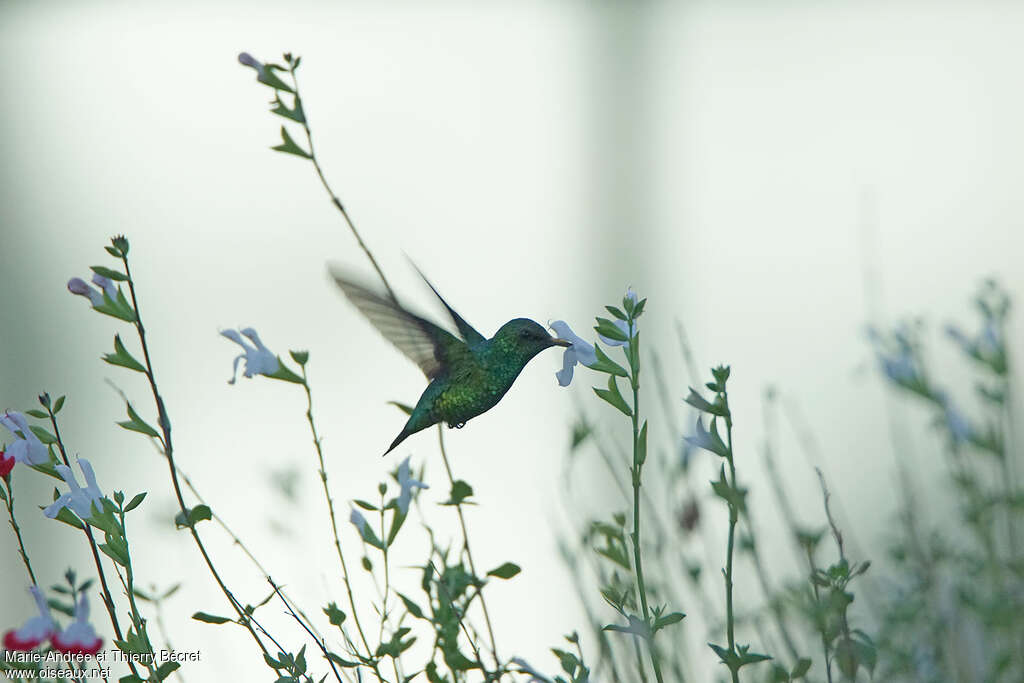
[407,259,486,347]
[330,268,469,379]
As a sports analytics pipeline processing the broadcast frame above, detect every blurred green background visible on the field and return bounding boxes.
[2,1,1021,680]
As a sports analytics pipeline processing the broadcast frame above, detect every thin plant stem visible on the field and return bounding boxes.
[721,392,740,683]
[120,253,274,661]
[119,506,159,681]
[625,321,665,683]
[46,404,140,680]
[300,368,384,682]
[436,427,501,674]
[3,477,37,585]
[268,577,348,683]
[287,64,396,304]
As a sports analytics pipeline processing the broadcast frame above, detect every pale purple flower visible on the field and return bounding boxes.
[221,328,280,384]
[549,321,598,387]
[0,411,48,466]
[67,274,117,308]
[349,508,369,535]
[396,457,427,515]
[44,458,105,521]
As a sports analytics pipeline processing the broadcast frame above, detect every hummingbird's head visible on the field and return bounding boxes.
[494,318,571,363]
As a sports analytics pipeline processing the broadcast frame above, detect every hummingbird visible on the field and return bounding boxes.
[330,266,572,456]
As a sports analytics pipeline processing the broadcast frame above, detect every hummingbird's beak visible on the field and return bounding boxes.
[550,337,573,347]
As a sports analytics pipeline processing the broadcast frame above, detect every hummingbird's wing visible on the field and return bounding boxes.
[408,261,486,347]
[331,271,472,380]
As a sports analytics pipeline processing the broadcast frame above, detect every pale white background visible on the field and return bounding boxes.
[2,1,1021,681]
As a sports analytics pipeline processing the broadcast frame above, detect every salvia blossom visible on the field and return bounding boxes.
[67,274,117,309]
[43,458,105,521]
[51,594,102,655]
[221,328,280,384]
[349,508,369,535]
[2,586,56,651]
[395,456,428,515]
[548,321,598,387]
[0,411,49,466]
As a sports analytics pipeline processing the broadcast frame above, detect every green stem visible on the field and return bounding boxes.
[119,508,159,681]
[722,395,740,683]
[47,404,140,680]
[120,254,274,663]
[437,427,501,675]
[287,64,397,304]
[626,322,664,683]
[300,369,385,682]
[3,477,37,585]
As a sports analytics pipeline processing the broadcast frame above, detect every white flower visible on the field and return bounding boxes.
[51,594,102,655]
[549,321,598,387]
[67,274,117,308]
[0,411,49,466]
[221,328,280,384]
[44,458,105,521]
[2,586,56,651]
[349,508,369,535]
[395,456,428,515]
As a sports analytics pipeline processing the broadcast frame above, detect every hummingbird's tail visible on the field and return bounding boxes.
[382,426,414,457]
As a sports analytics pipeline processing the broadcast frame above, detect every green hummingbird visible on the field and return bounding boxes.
[330,266,572,456]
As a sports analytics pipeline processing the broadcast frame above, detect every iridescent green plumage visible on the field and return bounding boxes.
[330,267,570,455]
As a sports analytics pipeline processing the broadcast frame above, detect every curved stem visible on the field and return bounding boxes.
[288,65,397,304]
[121,255,273,661]
[437,427,501,674]
[47,405,139,680]
[301,370,386,682]
[3,477,37,585]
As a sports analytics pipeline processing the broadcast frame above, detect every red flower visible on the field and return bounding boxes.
[0,449,15,478]
[50,594,102,656]
[3,586,55,651]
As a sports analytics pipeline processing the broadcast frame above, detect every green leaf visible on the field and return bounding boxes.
[791,657,812,678]
[594,375,632,417]
[323,602,346,627]
[653,611,685,631]
[53,504,85,530]
[192,611,232,624]
[486,562,521,580]
[156,662,180,681]
[90,265,128,281]
[289,350,309,365]
[118,402,160,438]
[594,317,629,342]
[271,125,312,159]
[174,504,212,529]
[353,499,378,511]
[636,421,648,465]
[29,425,57,444]
[683,388,719,415]
[26,408,48,419]
[53,395,66,413]
[255,65,295,93]
[442,480,474,506]
[124,492,147,512]
[104,335,147,373]
[605,305,627,320]
[397,592,425,619]
[272,93,306,123]
[387,507,407,546]
[325,652,360,668]
[589,345,629,377]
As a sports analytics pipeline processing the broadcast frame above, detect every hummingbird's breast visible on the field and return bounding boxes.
[430,350,524,427]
